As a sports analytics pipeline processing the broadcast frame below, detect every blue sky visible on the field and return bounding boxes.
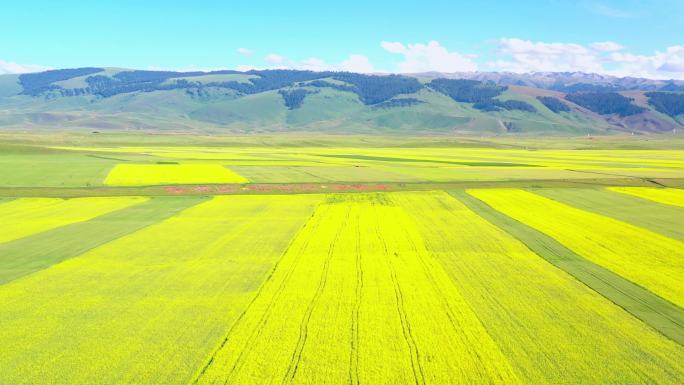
[1,0,683,78]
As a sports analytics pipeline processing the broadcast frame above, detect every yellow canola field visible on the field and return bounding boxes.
[0,196,147,244]
[0,194,321,385]
[195,193,521,385]
[609,187,684,208]
[395,191,684,384]
[469,188,684,308]
[104,163,248,185]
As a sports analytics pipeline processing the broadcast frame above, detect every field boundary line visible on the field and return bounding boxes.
[0,196,209,285]
[190,201,324,385]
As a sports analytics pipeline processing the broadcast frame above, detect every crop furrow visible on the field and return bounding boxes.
[348,215,363,385]
[283,208,351,385]
[388,264,425,385]
[192,206,324,385]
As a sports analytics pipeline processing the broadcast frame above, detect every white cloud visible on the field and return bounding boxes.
[264,53,285,65]
[237,48,254,56]
[240,54,377,73]
[233,39,684,80]
[146,65,228,72]
[380,41,406,54]
[589,2,635,18]
[608,45,684,79]
[488,38,684,79]
[490,38,605,73]
[235,64,259,72]
[0,59,51,74]
[339,54,376,73]
[590,41,624,52]
[380,40,477,73]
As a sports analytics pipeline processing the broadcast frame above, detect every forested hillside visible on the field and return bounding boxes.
[0,68,683,134]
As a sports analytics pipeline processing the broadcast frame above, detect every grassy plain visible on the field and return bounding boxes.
[1,132,683,385]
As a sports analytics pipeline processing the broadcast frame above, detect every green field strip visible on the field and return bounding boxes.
[469,188,684,308]
[532,188,684,242]
[316,153,540,167]
[0,196,209,285]
[452,190,684,345]
[0,196,148,244]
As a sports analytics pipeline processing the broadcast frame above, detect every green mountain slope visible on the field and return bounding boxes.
[0,68,682,134]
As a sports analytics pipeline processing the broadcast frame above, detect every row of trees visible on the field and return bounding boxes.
[565,92,645,116]
[328,73,423,105]
[278,89,317,109]
[646,92,684,117]
[428,79,536,112]
[77,69,423,105]
[19,68,103,96]
[551,83,619,93]
[537,96,571,113]
[372,98,424,109]
[428,79,506,103]
[473,99,537,113]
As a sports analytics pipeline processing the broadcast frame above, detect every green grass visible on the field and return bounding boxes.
[316,153,539,166]
[0,153,116,187]
[0,196,207,284]
[0,74,21,97]
[453,190,684,345]
[189,90,286,127]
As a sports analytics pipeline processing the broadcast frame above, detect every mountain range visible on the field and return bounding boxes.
[0,68,683,135]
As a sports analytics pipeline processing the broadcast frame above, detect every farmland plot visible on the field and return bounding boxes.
[608,187,684,207]
[0,194,321,385]
[533,188,684,242]
[468,189,684,308]
[0,196,207,284]
[195,193,521,385]
[0,196,147,244]
[104,163,248,186]
[395,191,684,384]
